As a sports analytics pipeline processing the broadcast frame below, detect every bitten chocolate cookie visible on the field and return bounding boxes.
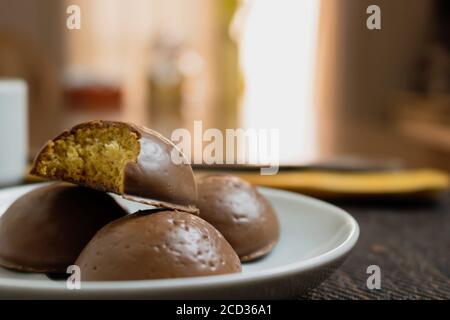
[75,210,241,281]
[0,183,127,273]
[196,175,280,261]
[30,120,197,213]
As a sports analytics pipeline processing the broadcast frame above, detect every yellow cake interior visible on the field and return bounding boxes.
[33,124,140,192]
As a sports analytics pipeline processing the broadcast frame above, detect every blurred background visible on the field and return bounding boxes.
[0,0,449,171]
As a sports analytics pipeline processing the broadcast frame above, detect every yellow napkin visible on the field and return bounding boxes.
[196,169,449,199]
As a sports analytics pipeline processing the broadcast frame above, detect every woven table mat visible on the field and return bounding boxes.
[301,193,450,300]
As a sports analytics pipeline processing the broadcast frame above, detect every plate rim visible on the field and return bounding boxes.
[0,183,359,292]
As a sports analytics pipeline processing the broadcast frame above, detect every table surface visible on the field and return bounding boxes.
[301,193,450,300]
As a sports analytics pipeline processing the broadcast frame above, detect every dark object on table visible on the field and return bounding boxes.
[64,84,122,112]
[196,175,279,262]
[0,183,127,273]
[30,120,198,213]
[76,210,241,281]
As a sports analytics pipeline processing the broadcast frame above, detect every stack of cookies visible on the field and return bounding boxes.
[0,120,279,281]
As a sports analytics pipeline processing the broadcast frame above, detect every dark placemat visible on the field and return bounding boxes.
[301,193,450,299]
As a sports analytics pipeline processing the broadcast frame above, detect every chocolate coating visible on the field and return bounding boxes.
[31,121,198,213]
[196,175,280,261]
[0,183,127,273]
[121,122,196,207]
[122,123,198,213]
[76,210,241,281]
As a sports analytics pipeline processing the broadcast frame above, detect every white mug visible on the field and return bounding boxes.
[0,79,28,187]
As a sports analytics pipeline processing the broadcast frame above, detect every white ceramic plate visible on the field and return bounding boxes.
[0,183,359,299]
